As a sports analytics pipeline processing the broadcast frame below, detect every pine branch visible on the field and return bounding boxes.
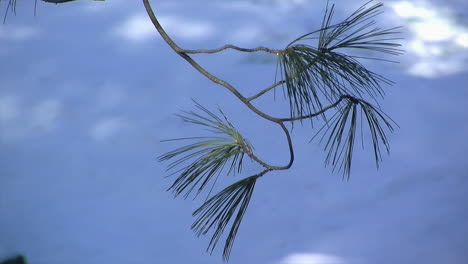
[183,45,282,55]
[158,102,293,262]
[1,0,403,262]
[143,0,402,261]
[143,0,296,175]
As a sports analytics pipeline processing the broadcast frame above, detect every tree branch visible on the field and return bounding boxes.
[279,95,351,122]
[279,121,294,170]
[141,0,399,260]
[142,0,294,170]
[142,0,266,118]
[183,45,283,55]
[143,0,350,173]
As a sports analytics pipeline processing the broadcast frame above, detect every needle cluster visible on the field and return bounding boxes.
[159,102,254,199]
[311,96,397,179]
[277,1,403,120]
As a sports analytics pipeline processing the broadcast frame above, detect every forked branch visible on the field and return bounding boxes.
[143,0,401,261]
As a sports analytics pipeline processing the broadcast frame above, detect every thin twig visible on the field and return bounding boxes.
[247,80,285,102]
[183,45,283,55]
[280,95,350,122]
[278,122,294,169]
[253,168,273,179]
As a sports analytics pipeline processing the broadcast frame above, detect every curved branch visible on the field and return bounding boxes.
[142,0,275,122]
[241,144,271,169]
[143,6,368,252]
[280,95,350,122]
[145,0,400,260]
[143,0,294,171]
[240,121,293,171]
[254,168,273,178]
[144,0,350,173]
[183,45,282,55]
[279,122,294,170]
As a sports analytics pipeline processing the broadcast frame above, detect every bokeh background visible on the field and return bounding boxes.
[1,0,467,263]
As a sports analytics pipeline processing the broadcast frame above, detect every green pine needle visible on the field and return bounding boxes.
[192,175,257,261]
[277,1,403,121]
[1,0,17,23]
[159,101,253,199]
[311,96,397,179]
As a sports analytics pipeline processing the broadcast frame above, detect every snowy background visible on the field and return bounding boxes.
[1,0,467,263]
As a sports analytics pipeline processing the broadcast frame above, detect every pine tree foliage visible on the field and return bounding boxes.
[1,0,404,261]
[158,102,258,260]
[156,1,402,259]
[311,96,397,179]
[277,1,403,119]
[159,101,254,199]
[192,175,257,261]
[158,1,402,260]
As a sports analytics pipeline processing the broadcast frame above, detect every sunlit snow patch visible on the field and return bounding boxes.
[90,117,127,141]
[389,1,468,78]
[0,95,19,122]
[30,99,62,131]
[278,253,343,264]
[113,14,215,42]
[0,25,38,41]
[455,33,468,48]
[0,96,62,142]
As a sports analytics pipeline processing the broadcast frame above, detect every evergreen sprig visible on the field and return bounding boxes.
[277,0,403,120]
[311,96,397,179]
[192,175,257,261]
[159,101,253,199]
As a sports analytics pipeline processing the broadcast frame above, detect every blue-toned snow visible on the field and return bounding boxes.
[0,0,467,263]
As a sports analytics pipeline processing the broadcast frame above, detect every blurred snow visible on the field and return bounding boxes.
[389,0,468,77]
[278,253,343,264]
[0,1,467,264]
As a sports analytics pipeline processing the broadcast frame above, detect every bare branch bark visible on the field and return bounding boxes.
[279,95,350,122]
[183,45,282,55]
